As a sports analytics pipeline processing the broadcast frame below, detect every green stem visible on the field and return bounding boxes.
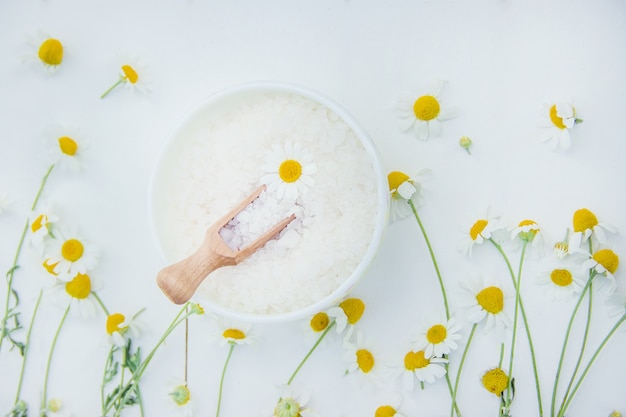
[100,77,124,99]
[41,303,70,416]
[106,303,193,417]
[445,371,462,417]
[101,345,116,415]
[216,344,235,417]
[14,290,43,405]
[92,292,110,316]
[450,323,477,417]
[287,320,336,385]
[1,164,55,352]
[506,241,527,406]
[489,238,543,417]
[550,274,595,417]
[498,342,505,369]
[559,313,626,416]
[409,200,450,319]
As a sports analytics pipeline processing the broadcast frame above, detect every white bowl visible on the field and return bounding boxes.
[149,81,388,323]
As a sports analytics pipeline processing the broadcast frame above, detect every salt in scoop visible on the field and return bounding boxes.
[157,185,295,304]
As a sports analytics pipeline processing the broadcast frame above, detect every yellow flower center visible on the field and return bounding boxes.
[404,350,429,371]
[38,38,63,66]
[593,249,619,274]
[387,171,410,196]
[339,298,365,325]
[573,208,598,232]
[310,312,330,332]
[106,313,127,335]
[375,405,397,417]
[58,136,78,156]
[476,286,504,314]
[169,385,191,406]
[482,368,509,396]
[42,259,59,275]
[550,269,573,287]
[413,95,440,121]
[65,273,91,299]
[278,159,302,183]
[469,219,488,241]
[61,238,84,262]
[121,64,139,84]
[549,104,567,129]
[31,214,47,233]
[356,349,375,373]
[274,397,301,417]
[426,324,447,344]
[47,399,63,413]
[223,328,246,340]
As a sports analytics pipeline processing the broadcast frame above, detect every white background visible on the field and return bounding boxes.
[1,1,626,416]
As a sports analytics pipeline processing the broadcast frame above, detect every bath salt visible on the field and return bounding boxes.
[163,91,379,315]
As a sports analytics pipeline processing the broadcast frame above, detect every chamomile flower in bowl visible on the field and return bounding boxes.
[150,82,388,323]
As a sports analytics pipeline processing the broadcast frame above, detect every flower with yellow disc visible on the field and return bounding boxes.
[568,208,617,251]
[28,204,58,247]
[458,210,500,255]
[166,381,193,417]
[413,313,462,358]
[342,331,386,391]
[105,311,142,347]
[459,276,511,334]
[536,266,585,301]
[44,227,98,282]
[398,348,448,390]
[101,57,150,98]
[51,270,100,317]
[582,248,620,293]
[541,102,582,150]
[327,297,366,340]
[482,367,510,396]
[398,80,457,140]
[261,142,317,201]
[26,32,64,73]
[387,169,430,222]
[272,385,319,417]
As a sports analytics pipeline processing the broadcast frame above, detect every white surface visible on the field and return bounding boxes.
[1,1,625,417]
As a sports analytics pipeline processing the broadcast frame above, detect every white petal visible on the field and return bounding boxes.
[413,121,430,140]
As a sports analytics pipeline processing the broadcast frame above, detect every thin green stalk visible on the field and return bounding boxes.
[445,372,462,417]
[489,238,543,417]
[498,342,505,369]
[101,345,116,415]
[92,292,110,316]
[14,290,43,405]
[105,303,193,417]
[41,303,70,416]
[450,323,477,417]
[506,241,528,406]
[216,344,235,417]
[550,274,595,417]
[1,164,55,352]
[559,313,626,416]
[409,200,450,319]
[287,321,336,385]
[100,78,124,99]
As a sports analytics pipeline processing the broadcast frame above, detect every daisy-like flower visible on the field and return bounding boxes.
[536,267,585,301]
[25,33,64,73]
[168,383,193,417]
[553,231,570,259]
[342,332,385,390]
[0,192,13,214]
[52,271,100,317]
[399,349,447,390]
[373,394,405,417]
[541,102,582,150]
[459,276,511,333]
[105,311,142,347]
[582,248,620,293]
[413,314,462,357]
[398,80,457,140]
[101,57,151,99]
[44,227,98,282]
[212,316,255,346]
[28,205,58,246]
[327,297,366,340]
[272,385,319,417]
[569,208,617,250]
[44,124,87,172]
[510,219,541,243]
[481,367,509,396]
[387,170,430,222]
[261,142,317,201]
[459,212,499,255]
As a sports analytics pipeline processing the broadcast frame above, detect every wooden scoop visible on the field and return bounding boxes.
[156,185,295,304]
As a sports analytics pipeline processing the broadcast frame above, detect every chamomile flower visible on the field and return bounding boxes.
[398,349,447,390]
[167,382,193,417]
[342,332,385,390]
[481,367,509,396]
[51,271,101,317]
[300,311,334,347]
[398,80,457,140]
[541,102,581,150]
[459,211,500,255]
[0,192,13,214]
[272,385,319,417]
[211,316,255,346]
[536,267,585,301]
[569,208,617,250]
[44,227,98,282]
[28,205,58,246]
[582,248,620,294]
[459,135,473,154]
[25,32,64,73]
[553,232,571,259]
[327,297,366,340]
[387,169,430,222]
[105,311,142,347]
[101,57,151,98]
[458,276,511,333]
[45,125,87,172]
[413,314,462,358]
[261,142,317,201]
